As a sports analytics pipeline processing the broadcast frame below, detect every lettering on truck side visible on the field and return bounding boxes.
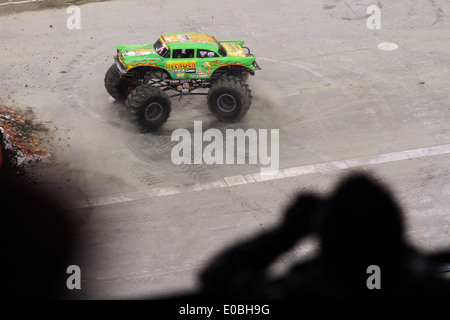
[166,60,196,69]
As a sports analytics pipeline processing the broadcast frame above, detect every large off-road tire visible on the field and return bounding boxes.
[104,63,130,102]
[125,85,171,131]
[207,76,252,122]
[239,72,249,82]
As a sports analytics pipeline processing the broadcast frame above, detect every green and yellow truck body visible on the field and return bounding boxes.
[115,32,259,80]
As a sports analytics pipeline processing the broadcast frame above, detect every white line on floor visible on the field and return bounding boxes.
[66,143,450,209]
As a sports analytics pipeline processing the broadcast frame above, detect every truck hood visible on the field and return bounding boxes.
[117,44,161,70]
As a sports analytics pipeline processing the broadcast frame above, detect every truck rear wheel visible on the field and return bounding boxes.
[207,76,252,122]
[125,85,171,131]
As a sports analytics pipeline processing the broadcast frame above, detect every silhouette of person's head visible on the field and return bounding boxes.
[320,173,405,261]
[315,173,408,296]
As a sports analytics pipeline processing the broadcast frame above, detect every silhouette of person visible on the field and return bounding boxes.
[3,172,76,299]
[196,172,450,299]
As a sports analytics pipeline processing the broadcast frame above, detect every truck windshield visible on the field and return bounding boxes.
[154,38,170,58]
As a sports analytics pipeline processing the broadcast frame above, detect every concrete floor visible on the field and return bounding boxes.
[0,0,449,298]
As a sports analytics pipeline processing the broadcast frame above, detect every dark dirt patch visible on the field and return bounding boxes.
[0,0,112,16]
[0,105,50,179]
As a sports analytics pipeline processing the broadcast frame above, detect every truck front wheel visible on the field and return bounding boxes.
[125,85,172,131]
[104,63,132,102]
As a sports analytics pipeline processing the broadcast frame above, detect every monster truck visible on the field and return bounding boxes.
[104,32,261,131]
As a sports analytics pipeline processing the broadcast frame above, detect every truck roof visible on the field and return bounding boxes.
[161,32,220,51]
